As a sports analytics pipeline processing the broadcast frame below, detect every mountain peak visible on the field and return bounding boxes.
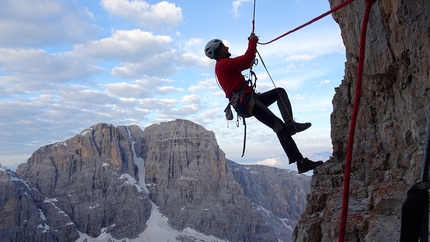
[1,120,310,241]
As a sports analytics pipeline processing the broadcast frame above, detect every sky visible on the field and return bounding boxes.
[0,0,346,171]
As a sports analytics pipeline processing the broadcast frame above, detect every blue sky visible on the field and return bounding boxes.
[0,0,345,171]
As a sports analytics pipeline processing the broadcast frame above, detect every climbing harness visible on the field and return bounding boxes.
[225,70,258,157]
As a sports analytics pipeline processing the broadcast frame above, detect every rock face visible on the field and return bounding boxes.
[294,0,430,241]
[15,123,152,240]
[141,119,278,241]
[1,120,311,242]
[0,167,79,242]
[227,160,311,239]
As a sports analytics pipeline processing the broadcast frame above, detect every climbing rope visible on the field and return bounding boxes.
[249,0,378,240]
[338,0,376,241]
[258,0,357,45]
[252,0,358,132]
[251,0,256,34]
[256,51,296,128]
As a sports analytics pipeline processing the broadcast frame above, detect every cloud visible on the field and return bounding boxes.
[111,56,177,78]
[255,157,281,166]
[157,86,184,94]
[0,0,101,48]
[292,94,306,101]
[256,27,344,59]
[285,54,316,62]
[185,38,203,49]
[231,0,253,18]
[182,94,200,103]
[60,28,189,79]
[0,48,103,87]
[188,79,218,92]
[104,78,180,98]
[161,104,201,117]
[70,29,173,61]
[318,79,331,86]
[59,86,117,107]
[100,0,183,29]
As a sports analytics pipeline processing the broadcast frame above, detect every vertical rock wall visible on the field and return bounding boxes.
[294,0,430,241]
[16,123,152,240]
[141,119,278,242]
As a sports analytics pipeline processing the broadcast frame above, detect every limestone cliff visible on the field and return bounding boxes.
[140,119,278,241]
[294,0,430,241]
[1,120,311,242]
[16,123,152,240]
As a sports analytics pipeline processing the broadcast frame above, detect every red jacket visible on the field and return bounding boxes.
[215,38,257,98]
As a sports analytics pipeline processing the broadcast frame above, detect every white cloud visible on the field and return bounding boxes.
[159,99,178,106]
[285,54,316,62]
[318,79,331,86]
[0,0,100,48]
[256,27,344,60]
[157,86,184,94]
[162,104,201,117]
[188,79,218,92]
[100,0,183,29]
[254,157,283,166]
[231,0,253,18]
[292,94,306,101]
[185,38,203,48]
[182,94,200,103]
[70,29,173,61]
[111,51,179,79]
[104,78,180,98]
[0,48,103,84]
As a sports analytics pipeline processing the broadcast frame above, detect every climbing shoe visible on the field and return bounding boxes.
[297,158,323,174]
[286,122,311,136]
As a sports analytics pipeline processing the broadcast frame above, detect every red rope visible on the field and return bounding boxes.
[338,0,376,241]
[258,0,356,45]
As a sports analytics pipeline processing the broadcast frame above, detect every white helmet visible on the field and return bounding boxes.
[204,39,223,59]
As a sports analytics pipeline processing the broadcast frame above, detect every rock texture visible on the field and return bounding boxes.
[227,160,311,240]
[1,120,311,242]
[16,123,152,240]
[294,0,430,241]
[141,120,278,241]
[0,167,79,242]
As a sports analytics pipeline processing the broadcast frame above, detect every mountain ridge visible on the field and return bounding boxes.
[0,120,311,242]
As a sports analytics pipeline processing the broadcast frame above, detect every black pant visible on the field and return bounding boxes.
[252,88,303,163]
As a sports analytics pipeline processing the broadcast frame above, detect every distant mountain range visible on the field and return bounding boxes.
[0,120,312,242]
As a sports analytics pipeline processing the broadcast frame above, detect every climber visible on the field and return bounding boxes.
[204,33,323,174]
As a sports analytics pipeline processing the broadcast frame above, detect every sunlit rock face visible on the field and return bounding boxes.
[1,119,311,242]
[294,0,430,241]
[15,123,152,240]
